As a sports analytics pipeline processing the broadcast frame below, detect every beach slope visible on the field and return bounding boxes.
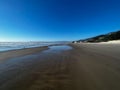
[0,44,120,90]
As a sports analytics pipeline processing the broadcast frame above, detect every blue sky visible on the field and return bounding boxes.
[0,0,120,41]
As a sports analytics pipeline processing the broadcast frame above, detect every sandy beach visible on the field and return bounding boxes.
[0,43,120,90]
[0,46,49,62]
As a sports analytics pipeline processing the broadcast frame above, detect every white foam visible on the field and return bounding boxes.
[0,42,64,51]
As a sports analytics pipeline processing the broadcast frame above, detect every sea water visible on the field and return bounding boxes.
[0,42,68,52]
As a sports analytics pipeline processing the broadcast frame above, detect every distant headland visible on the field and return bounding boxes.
[73,30,120,43]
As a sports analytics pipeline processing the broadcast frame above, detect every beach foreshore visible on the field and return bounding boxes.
[0,43,68,62]
[0,46,49,62]
[0,43,120,90]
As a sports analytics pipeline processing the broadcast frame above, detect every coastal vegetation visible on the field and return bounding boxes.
[77,30,120,43]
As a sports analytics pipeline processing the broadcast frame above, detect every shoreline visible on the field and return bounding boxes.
[0,46,49,62]
[0,43,68,62]
[0,43,67,52]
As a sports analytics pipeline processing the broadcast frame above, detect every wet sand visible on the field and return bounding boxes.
[0,46,48,62]
[0,44,120,90]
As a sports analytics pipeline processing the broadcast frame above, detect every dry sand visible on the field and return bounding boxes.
[70,43,120,90]
[0,44,120,90]
[100,40,120,44]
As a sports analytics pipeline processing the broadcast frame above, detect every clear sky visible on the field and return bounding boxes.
[0,0,120,41]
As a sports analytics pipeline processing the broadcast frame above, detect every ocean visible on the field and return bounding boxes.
[0,42,67,52]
